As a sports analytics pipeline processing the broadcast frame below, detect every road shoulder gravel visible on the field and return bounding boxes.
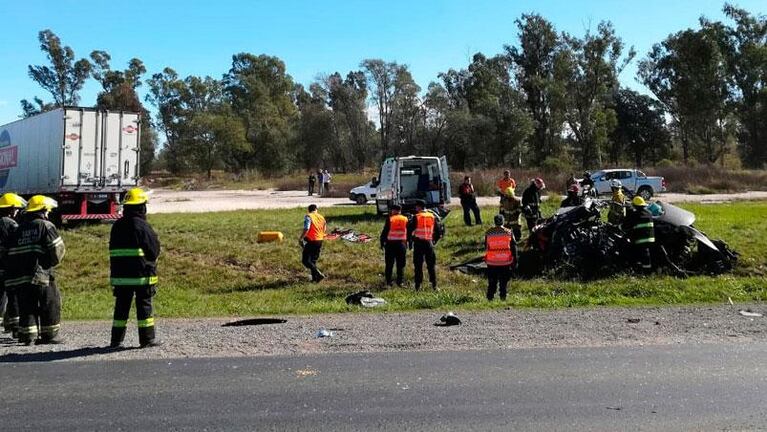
[1,304,765,362]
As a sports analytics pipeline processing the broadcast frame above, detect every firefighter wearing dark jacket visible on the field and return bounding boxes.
[0,193,25,337]
[623,196,655,274]
[380,204,409,286]
[109,188,161,348]
[560,185,583,208]
[5,195,66,345]
[484,214,517,301]
[407,200,444,291]
[522,177,546,232]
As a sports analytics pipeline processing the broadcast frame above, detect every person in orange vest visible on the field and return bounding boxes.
[496,170,517,200]
[300,204,326,282]
[379,204,409,287]
[484,214,517,301]
[407,200,444,291]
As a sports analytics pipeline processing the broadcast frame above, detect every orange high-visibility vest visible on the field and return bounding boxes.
[306,212,326,241]
[413,212,435,240]
[485,230,514,266]
[387,214,408,241]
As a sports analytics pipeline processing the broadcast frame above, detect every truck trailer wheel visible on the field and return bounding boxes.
[637,186,654,200]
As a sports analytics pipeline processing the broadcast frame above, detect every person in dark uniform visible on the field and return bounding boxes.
[459,176,482,226]
[623,196,655,274]
[380,205,409,286]
[308,172,317,196]
[0,193,25,337]
[5,195,66,345]
[522,177,546,232]
[560,185,583,208]
[407,200,444,291]
[484,214,517,301]
[109,188,161,348]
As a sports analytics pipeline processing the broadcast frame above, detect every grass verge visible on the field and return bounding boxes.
[58,200,767,320]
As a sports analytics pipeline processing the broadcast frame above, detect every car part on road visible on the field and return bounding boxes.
[435,312,462,326]
[739,310,763,317]
[345,290,386,307]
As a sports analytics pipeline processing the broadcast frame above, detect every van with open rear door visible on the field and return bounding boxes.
[374,156,451,215]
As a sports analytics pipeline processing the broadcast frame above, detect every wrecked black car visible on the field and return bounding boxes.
[452,199,738,280]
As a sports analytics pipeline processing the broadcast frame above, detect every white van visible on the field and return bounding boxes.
[374,156,451,215]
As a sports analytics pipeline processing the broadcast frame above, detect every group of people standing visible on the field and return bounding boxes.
[459,170,547,239]
[457,170,546,300]
[300,201,445,291]
[0,188,161,348]
[308,169,333,196]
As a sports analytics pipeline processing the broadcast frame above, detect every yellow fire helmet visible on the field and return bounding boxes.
[122,188,149,206]
[26,195,58,213]
[0,193,27,209]
[504,186,515,196]
[632,196,647,207]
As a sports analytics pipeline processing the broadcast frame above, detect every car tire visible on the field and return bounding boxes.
[355,195,368,205]
[638,186,653,200]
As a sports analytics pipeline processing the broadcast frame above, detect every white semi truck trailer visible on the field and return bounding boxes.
[0,107,141,224]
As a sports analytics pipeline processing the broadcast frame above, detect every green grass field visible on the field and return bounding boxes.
[57,200,767,320]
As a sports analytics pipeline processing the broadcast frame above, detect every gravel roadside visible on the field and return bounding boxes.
[147,189,767,214]
[1,304,765,362]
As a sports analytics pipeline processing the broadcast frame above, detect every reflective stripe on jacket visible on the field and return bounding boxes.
[608,191,626,224]
[5,215,65,287]
[413,212,435,240]
[109,213,160,286]
[625,207,655,245]
[305,212,326,241]
[485,227,514,266]
[387,215,408,241]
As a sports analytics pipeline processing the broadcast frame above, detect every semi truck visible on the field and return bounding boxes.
[0,107,141,224]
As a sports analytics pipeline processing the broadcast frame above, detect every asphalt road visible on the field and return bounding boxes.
[3,343,766,431]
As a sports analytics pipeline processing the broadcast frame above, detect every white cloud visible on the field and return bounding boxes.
[0,100,7,107]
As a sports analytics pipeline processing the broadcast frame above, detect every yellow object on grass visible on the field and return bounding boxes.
[257,231,284,243]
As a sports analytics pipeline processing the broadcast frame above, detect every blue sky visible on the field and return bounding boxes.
[1,0,764,124]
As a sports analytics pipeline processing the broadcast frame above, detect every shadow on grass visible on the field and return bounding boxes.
[0,345,139,363]
[222,318,288,327]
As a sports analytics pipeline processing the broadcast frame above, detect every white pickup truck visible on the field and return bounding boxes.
[585,169,666,199]
[348,178,378,205]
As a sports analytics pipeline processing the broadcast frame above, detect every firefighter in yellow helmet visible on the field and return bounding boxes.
[623,196,655,274]
[0,193,26,337]
[109,188,162,348]
[5,195,66,345]
[499,186,523,241]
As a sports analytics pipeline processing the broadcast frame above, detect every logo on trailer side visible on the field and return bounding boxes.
[0,130,19,188]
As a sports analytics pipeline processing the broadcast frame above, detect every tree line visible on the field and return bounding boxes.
[19,3,767,175]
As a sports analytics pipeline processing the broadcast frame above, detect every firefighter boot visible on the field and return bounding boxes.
[138,325,161,348]
[38,324,64,344]
[110,326,127,348]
